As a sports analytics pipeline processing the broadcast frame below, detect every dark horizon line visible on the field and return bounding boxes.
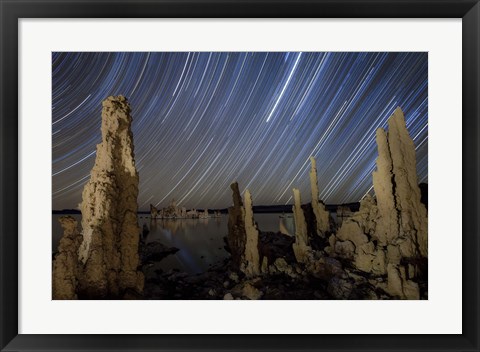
[52,202,364,215]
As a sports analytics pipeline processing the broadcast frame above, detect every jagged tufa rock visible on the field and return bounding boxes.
[372,108,428,258]
[292,188,312,263]
[334,195,379,271]
[227,182,247,270]
[372,107,427,298]
[243,190,261,277]
[330,107,427,299]
[52,216,83,299]
[380,107,428,257]
[77,95,144,298]
[309,156,332,236]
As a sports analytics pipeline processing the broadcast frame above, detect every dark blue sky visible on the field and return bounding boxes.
[52,52,428,210]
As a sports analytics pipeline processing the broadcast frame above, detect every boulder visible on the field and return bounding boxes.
[242,282,263,300]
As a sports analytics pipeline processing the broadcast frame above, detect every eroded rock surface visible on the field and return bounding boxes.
[243,190,260,277]
[77,95,144,298]
[309,156,332,236]
[227,182,247,270]
[52,216,83,299]
[292,188,312,263]
[328,107,427,299]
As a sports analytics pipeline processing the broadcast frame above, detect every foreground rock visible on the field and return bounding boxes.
[309,156,332,237]
[329,107,427,299]
[141,254,390,300]
[77,96,144,298]
[292,188,312,263]
[243,190,260,277]
[227,182,247,270]
[52,216,83,299]
[140,240,179,263]
[374,107,428,257]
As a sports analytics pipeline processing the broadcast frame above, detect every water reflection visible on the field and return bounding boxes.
[140,216,228,274]
[52,213,296,274]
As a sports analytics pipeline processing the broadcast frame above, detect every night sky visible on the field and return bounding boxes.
[52,52,428,211]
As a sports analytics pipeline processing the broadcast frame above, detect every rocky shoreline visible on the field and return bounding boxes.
[139,229,427,300]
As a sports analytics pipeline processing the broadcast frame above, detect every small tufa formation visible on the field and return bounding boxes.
[77,95,144,298]
[243,190,261,277]
[292,188,312,263]
[199,208,209,219]
[227,182,247,270]
[52,216,83,299]
[309,156,331,236]
[150,204,159,219]
[227,183,261,277]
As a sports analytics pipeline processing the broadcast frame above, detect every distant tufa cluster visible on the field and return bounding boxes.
[149,201,218,220]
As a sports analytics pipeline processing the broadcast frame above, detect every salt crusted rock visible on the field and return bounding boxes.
[77,95,144,298]
[336,220,368,248]
[333,195,377,264]
[386,108,428,257]
[227,184,261,276]
[384,263,420,300]
[309,156,331,236]
[373,107,427,257]
[292,188,312,263]
[243,190,261,277]
[52,216,83,299]
[227,182,247,270]
[330,107,426,299]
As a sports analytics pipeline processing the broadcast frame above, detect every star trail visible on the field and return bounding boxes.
[52,52,428,210]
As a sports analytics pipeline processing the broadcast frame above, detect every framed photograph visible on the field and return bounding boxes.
[1,0,479,351]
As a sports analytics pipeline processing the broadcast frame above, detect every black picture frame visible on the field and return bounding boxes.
[1,0,479,351]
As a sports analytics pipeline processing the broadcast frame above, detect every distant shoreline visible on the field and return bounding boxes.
[52,202,361,215]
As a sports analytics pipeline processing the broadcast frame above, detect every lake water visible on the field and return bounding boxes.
[52,213,295,274]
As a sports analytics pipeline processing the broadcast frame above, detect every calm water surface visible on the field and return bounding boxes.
[52,213,295,274]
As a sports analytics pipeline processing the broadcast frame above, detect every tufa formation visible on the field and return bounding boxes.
[77,95,144,298]
[52,216,83,299]
[291,188,312,263]
[227,183,262,277]
[309,156,332,237]
[227,182,247,270]
[243,190,261,277]
[330,107,427,299]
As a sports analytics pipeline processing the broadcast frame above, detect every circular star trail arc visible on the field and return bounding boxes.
[52,52,428,211]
